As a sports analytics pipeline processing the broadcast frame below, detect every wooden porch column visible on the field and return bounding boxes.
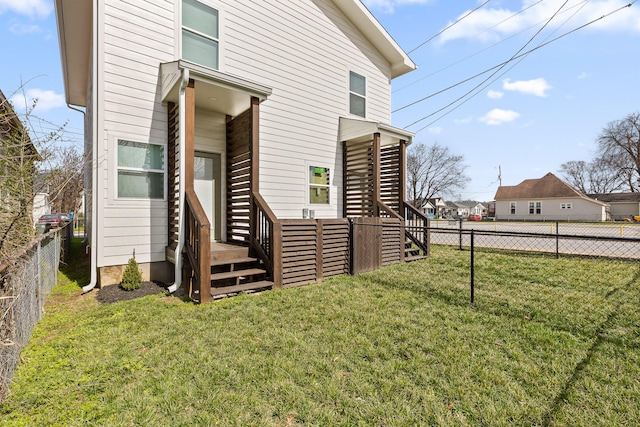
[250,96,260,194]
[399,139,407,213]
[373,132,381,217]
[185,79,196,191]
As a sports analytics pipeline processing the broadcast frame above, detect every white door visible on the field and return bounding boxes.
[194,152,222,241]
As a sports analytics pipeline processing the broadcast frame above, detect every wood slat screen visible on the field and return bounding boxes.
[321,219,350,277]
[226,109,253,243]
[380,144,401,214]
[381,217,402,266]
[343,140,375,217]
[280,220,318,288]
[167,102,180,250]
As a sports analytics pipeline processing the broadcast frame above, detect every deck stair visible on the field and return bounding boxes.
[404,238,427,262]
[209,243,273,298]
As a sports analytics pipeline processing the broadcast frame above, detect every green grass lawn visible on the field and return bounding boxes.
[2,241,640,425]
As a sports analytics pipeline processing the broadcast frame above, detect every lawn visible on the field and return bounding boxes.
[1,241,639,425]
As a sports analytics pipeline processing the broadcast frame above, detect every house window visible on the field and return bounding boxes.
[510,202,516,215]
[349,71,366,117]
[182,0,219,70]
[117,140,165,199]
[561,203,572,209]
[309,166,330,204]
[530,201,542,214]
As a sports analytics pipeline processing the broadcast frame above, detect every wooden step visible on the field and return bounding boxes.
[210,268,266,281]
[211,280,273,297]
[405,255,427,262]
[210,256,257,267]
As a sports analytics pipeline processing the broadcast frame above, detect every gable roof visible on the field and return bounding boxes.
[588,193,640,203]
[0,89,39,159]
[55,1,416,106]
[494,172,590,200]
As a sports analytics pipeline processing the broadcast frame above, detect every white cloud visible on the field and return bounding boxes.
[578,72,589,79]
[9,20,42,34]
[503,78,551,97]
[362,0,433,14]
[487,90,504,99]
[479,108,520,126]
[427,126,442,135]
[438,0,640,44]
[10,89,66,112]
[0,0,52,18]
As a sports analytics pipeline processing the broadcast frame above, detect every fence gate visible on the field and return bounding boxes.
[352,217,382,274]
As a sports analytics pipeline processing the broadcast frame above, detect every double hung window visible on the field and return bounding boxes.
[309,166,330,204]
[117,140,165,199]
[182,0,219,70]
[349,71,366,117]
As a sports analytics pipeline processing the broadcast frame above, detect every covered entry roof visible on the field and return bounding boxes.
[339,117,414,146]
[161,60,272,117]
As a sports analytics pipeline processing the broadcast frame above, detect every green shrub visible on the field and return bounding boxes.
[120,250,143,291]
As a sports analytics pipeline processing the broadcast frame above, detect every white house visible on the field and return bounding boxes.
[54,0,426,301]
[494,173,609,221]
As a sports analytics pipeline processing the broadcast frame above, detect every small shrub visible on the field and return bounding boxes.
[120,250,142,291]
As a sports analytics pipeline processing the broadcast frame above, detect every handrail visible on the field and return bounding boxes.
[377,200,404,221]
[251,192,276,280]
[184,189,211,303]
[403,201,430,256]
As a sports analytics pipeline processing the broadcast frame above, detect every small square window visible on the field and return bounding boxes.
[117,140,165,199]
[309,166,330,204]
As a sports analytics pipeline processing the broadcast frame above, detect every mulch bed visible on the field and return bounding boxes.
[96,281,171,304]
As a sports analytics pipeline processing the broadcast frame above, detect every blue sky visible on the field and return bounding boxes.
[1,0,639,201]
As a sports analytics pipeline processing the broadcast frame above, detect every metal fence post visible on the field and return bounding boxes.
[470,230,475,304]
[555,221,560,259]
[459,218,463,250]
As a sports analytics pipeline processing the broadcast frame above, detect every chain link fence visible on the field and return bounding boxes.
[429,220,640,260]
[0,223,71,402]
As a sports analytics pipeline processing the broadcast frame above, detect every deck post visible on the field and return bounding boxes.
[185,79,195,191]
[399,139,407,262]
[373,133,381,217]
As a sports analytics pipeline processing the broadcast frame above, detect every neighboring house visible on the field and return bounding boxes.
[587,193,640,221]
[446,201,470,218]
[0,89,41,251]
[54,0,427,302]
[494,172,609,221]
[32,173,52,225]
[425,197,447,218]
[421,200,435,218]
[471,203,486,216]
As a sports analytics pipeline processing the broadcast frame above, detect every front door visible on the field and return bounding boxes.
[194,152,222,241]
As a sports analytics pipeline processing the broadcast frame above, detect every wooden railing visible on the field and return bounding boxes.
[184,189,211,303]
[377,200,405,263]
[251,192,278,285]
[403,201,430,256]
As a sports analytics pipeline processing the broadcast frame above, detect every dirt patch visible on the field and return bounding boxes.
[96,281,170,304]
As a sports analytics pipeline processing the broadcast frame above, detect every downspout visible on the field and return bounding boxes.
[82,0,99,293]
[168,68,190,294]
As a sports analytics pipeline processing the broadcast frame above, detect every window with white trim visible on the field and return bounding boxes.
[561,203,572,209]
[117,140,165,199]
[309,166,330,204]
[510,202,516,215]
[349,71,366,117]
[182,0,219,70]
[529,201,542,214]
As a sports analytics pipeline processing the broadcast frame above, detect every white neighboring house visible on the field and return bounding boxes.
[471,203,485,216]
[32,173,52,225]
[54,0,419,293]
[494,172,609,221]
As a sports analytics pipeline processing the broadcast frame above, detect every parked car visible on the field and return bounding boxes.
[38,214,68,227]
[468,214,482,221]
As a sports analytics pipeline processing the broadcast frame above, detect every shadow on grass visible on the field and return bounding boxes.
[59,237,90,286]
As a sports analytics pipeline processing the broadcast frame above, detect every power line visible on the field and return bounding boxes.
[394,2,634,118]
[407,0,491,54]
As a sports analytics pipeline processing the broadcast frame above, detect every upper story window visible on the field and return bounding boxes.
[349,71,366,117]
[510,202,516,215]
[182,0,219,70]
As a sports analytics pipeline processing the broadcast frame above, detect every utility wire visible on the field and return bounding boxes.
[394,2,634,116]
[413,1,589,134]
[407,0,491,54]
[403,0,569,129]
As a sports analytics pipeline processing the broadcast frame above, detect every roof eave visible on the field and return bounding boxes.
[55,0,92,107]
[332,0,417,79]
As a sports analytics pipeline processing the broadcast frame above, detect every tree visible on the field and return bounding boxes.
[558,157,622,194]
[406,142,469,208]
[596,111,640,192]
[46,146,84,215]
